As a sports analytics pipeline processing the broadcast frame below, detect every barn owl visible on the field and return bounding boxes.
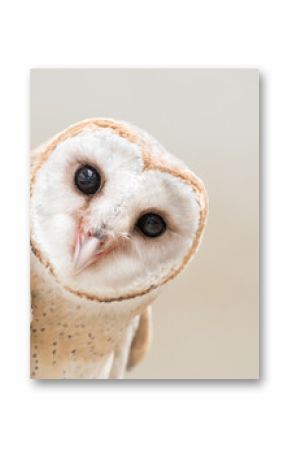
[30,118,208,379]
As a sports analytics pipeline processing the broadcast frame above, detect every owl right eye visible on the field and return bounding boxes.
[74,165,101,195]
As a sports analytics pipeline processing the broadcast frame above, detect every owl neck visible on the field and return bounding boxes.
[31,253,156,343]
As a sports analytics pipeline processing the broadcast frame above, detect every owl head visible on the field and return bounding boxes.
[30,119,208,303]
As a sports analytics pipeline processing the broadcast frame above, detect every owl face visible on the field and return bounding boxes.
[31,120,207,302]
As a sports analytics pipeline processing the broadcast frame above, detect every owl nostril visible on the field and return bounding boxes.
[87,228,107,243]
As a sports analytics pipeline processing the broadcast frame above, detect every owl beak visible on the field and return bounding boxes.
[72,231,106,274]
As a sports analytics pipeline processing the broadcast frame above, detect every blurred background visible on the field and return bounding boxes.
[31,69,259,379]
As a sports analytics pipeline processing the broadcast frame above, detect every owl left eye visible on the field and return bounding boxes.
[137,213,166,238]
[74,165,101,195]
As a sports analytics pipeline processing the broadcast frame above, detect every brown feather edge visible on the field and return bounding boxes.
[30,118,209,303]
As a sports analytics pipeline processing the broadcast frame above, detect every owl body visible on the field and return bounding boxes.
[31,255,155,378]
[30,118,208,379]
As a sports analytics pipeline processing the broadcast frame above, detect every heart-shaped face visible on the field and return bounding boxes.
[30,119,208,302]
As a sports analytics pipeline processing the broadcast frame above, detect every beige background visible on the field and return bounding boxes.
[31,69,259,379]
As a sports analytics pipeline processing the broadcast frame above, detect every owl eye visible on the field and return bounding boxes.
[137,213,166,238]
[74,165,101,195]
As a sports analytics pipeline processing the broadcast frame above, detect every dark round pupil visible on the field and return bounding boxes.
[137,213,166,238]
[74,165,101,194]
